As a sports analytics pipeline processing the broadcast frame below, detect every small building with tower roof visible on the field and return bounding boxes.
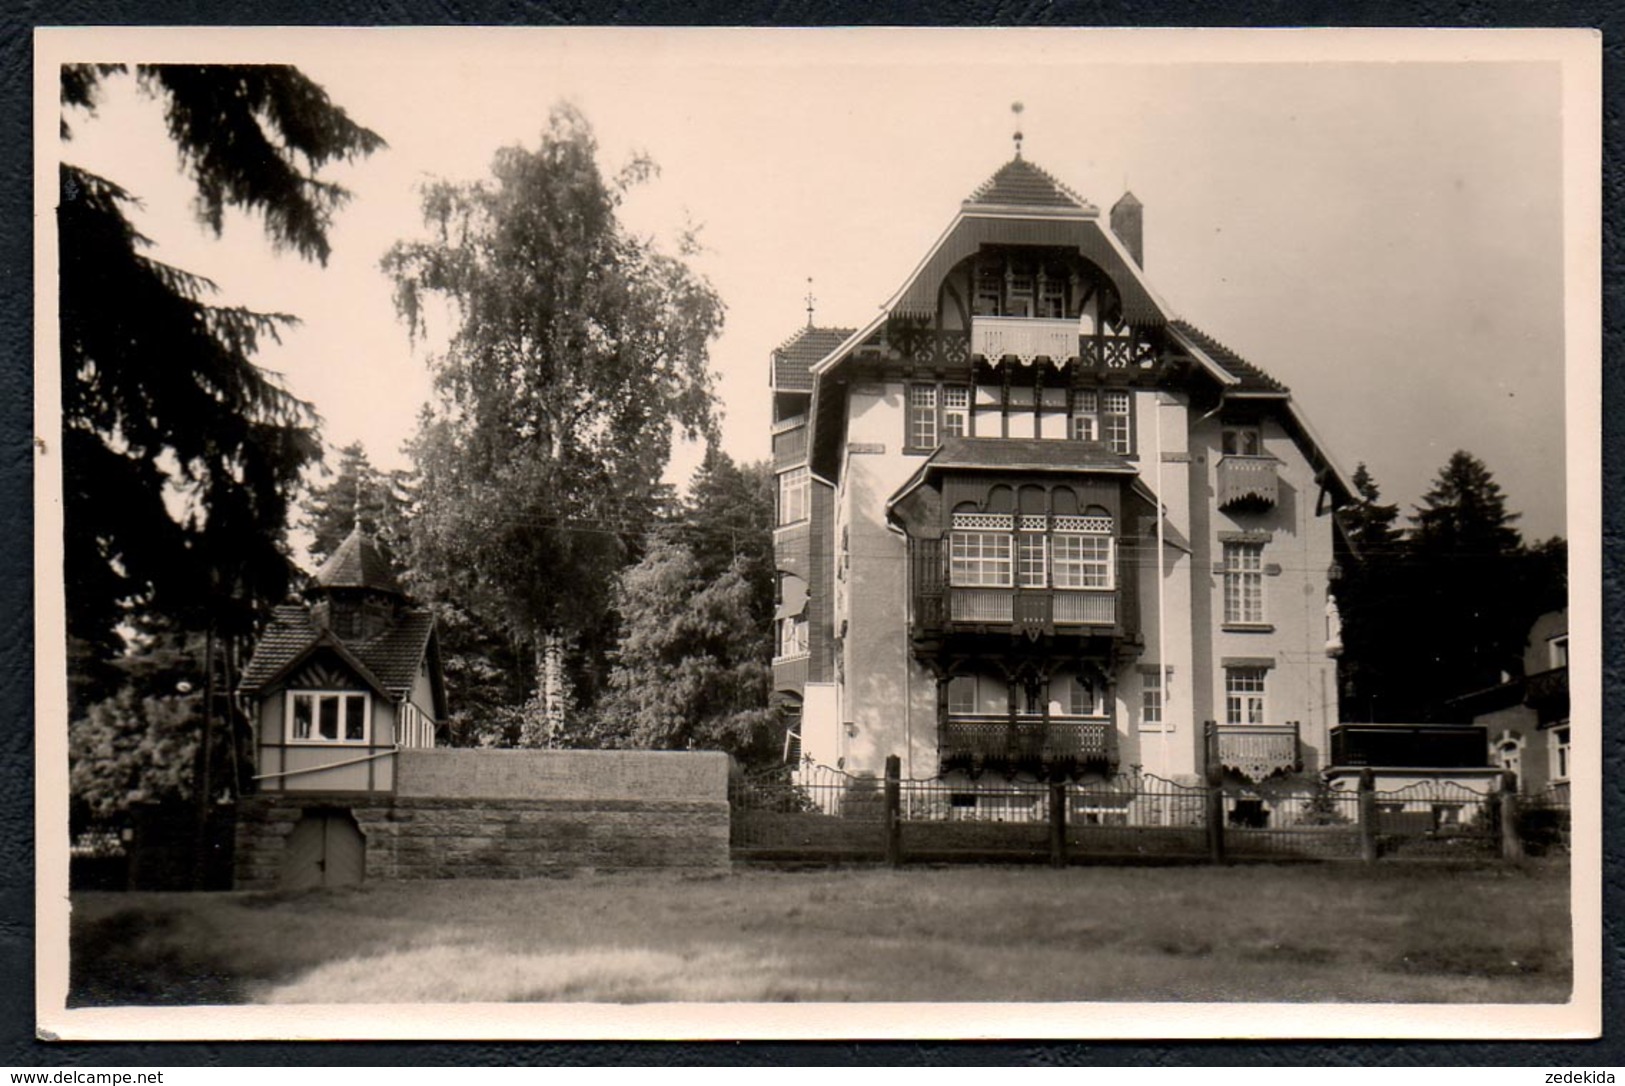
[238,524,446,795]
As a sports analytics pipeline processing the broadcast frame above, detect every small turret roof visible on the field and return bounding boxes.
[310,525,403,596]
[965,157,1096,213]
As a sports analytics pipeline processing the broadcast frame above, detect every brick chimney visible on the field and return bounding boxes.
[1110,190,1144,269]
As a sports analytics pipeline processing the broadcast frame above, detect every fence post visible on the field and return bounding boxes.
[1204,729,1226,865]
[1357,767,1379,864]
[884,754,902,868]
[1499,770,1525,863]
[1049,778,1067,868]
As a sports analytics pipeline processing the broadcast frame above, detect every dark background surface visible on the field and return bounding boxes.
[2,3,1618,1068]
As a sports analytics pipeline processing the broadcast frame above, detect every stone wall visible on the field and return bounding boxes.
[234,750,731,889]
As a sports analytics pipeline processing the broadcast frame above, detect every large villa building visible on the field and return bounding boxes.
[769,151,1359,790]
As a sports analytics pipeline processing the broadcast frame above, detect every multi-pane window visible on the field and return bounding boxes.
[1071,390,1099,442]
[1068,675,1104,717]
[776,615,809,659]
[1102,390,1132,454]
[288,691,370,744]
[973,261,1003,316]
[949,515,1015,587]
[907,383,972,449]
[1052,532,1113,589]
[908,384,938,449]
[1549,635,1569,669]
[777,466,809,525]
[942,385,970,438]
[1222,541,1266,624]
[1038,271,1066,319]
[947,675,978,715]
[1017,530,1048,588]
[1552,726,1571,782]
[1005,263,1035,317]
[1225,668,1267,725]
[1142,669,1164,728]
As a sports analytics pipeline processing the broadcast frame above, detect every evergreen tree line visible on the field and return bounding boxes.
[1335,453,1566,723]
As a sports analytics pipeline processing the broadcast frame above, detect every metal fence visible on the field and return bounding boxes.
[1516,782,1572,856]
[731,756,1531,866]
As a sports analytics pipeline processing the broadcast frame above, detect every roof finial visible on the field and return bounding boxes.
[805,277,816,329]
[1011,101,1024,158]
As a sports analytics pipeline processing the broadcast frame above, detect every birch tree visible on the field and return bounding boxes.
[383,105,723,744]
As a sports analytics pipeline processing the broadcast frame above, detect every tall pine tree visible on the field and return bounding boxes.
[60,64,384,704]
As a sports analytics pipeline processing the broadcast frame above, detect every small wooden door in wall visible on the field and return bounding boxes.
[282,809,365,890]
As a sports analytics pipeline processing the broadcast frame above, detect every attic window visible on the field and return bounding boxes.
[287,691,371,745]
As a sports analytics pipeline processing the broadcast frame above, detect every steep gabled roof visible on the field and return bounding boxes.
[311,526,403,595]
[1169,319,1289,393]
[772,326,856,393]
[238,603,438,701]
[965,157,1097,213]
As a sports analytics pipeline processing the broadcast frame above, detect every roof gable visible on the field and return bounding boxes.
[238,603,441,702]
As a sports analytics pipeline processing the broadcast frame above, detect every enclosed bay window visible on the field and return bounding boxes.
[777,466,809,525]
[1222,541,1266,625]
[949,514,1014,587]
[287,690,370,744]
[1051,516,1115,589]
[1017,526,1048,588]
[1224,668,1267,726]
[776,614,810,659]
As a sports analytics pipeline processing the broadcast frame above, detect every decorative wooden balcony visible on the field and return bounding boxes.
[971,316,1079,368]
[1208,722,1301,782]
[1328,724,1490,769]
[939,714,1114,776]
[1216,455,1279,511]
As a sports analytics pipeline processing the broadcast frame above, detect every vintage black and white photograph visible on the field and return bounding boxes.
[34,28,1600,1039]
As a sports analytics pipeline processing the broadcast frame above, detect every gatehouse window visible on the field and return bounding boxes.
[287,690,371,745]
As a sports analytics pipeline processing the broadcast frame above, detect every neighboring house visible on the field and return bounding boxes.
[238,525,446,795]
[1445,609,1570,797]
[769,151,1362,792]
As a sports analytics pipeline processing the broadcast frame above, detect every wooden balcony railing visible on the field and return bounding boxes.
[1209,722,1300,781]
[939,714,1114,775]
[1329,724,1490,769]
[1216,455,1279,510]
[971,316,1080,367]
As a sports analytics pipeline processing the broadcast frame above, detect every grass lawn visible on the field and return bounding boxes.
[68,861,1571,1005]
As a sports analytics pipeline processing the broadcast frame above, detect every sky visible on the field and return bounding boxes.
[54,29,1580,543]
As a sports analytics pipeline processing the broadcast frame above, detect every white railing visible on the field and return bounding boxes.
[1054,590,1115,625]
[971,317,1079,368]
